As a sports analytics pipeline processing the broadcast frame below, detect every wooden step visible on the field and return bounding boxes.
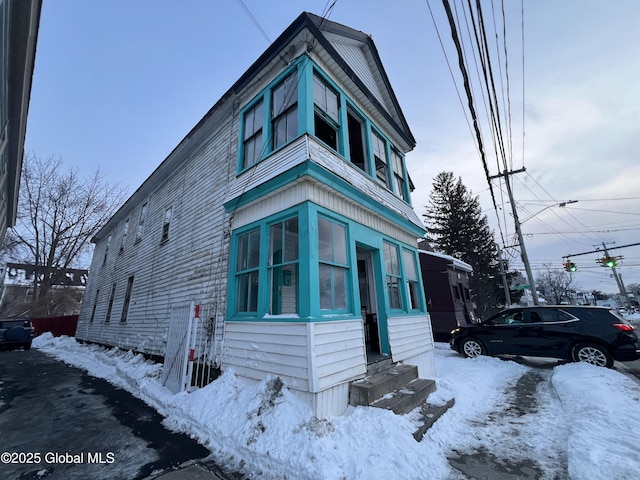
[371,378,437,415]
[349,364,418,407]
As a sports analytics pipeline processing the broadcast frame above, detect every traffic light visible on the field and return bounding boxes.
[602,256,617,268]
[563,261,577,272]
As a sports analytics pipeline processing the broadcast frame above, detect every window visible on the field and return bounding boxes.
[90,289,100,323]
[318,217,348,310]
[383,242,402,309]
[236,228,260,313]
[105,283,117,323]
[161,207,172,242]
[403,249,420,310]
[120,218,129,253]
[347,108,367,173]
[272,73,298,149]
[313,73,339,150]
[103,235,111,265]
[372,131,389,187]
[136,202,148,242]
[243,100,264,169]
[391,149,407,200]
[121,276,134,322]
[269,218,298,314]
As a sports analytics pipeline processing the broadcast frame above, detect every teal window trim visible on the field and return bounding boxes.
[383,241,403,311]
[227,205,308,321]
[237,60,306,175]
[401,248,424,312]
[317,213,351,314]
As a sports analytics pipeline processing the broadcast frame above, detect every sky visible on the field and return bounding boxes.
[24,0,640,295]
[31,322,640,479]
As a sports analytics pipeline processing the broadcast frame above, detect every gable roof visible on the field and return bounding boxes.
[94,12,416,239]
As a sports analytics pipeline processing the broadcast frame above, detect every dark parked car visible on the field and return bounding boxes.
[450,306,640,368]
[0,318,35,351]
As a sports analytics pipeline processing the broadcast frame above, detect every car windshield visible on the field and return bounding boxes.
[609,309,630,323]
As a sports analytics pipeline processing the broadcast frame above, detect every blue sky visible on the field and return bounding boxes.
[25,0,640,295]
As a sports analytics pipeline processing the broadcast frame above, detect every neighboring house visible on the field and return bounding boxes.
[0,0,42,244]
[418,242,475,342]
[76,12,436,418]
[0,262,88,316]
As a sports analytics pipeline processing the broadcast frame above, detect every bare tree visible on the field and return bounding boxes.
[2,153,127,314]
[536,264,576,305]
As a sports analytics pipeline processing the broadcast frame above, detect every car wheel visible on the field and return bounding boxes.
[461,338,485,358]
[571,343,613,368]
[5,326,29,342]
[23,341,32,350]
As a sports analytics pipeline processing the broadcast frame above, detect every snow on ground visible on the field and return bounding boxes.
[33,333,640,480]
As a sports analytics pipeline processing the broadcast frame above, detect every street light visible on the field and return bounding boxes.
[509,198,578,306]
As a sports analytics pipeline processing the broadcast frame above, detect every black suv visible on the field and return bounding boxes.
[0,318,35,351]
[450,306,640,368]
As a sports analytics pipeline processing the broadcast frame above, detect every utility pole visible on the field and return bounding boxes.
[564,241,640,310]
[601,242,632,310]
[490,168,539,305]
[497,245,511,305]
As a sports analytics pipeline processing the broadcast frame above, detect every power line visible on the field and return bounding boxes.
[236,0,272,44]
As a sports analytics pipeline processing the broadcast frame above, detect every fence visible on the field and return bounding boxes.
[161,302,223,394]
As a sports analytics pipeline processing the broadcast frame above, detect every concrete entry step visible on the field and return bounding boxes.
[372,378,437,415]
[349,363,419,407]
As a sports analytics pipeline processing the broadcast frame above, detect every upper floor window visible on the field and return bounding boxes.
[119,218,129,253]
[391,149,407,200]
[136,202,148,242]
[372,131,390,188]
[272,73,298,150]
[318,217,348,311]
[269,217,299,315]
[313,73,339,151]
[161,207,172,242]
[383,241,402,310]
[346,108,367,173]
[236,228,260,313]
[243,100,264,169]
[102,235,111,265]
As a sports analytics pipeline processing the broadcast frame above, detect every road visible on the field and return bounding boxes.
[0,349,219,480]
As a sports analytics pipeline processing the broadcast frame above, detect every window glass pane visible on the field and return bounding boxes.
[408,281,420,310]
[319,264,332,309]
[273,74,297,116]
[387,276,402,309]
[333,223,347,264]
[313,74,339,121]
[334,267,347,310]
[403,250,417,280]
[269,222,283,265]
[384,242,399,275]
[284,218,298,262]
[248,229,260,269]
[318,217,332,262]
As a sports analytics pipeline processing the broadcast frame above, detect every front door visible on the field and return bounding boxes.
[356,246,384,359]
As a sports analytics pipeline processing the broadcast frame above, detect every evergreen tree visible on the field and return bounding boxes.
[423,172,506,318]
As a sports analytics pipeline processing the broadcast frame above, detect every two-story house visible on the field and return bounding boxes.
[76,12,436,418]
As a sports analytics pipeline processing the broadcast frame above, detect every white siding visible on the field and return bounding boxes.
[324,35,386,109]
[76,112,238,356]
[311,319,367,391]
[388,314,435,375]
[223,321,310,390]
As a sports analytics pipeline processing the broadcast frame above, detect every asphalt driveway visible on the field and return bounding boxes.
[0,348,214,480]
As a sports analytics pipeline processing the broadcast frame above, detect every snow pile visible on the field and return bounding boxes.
[33,334,640,479]
[552,363,640,479]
